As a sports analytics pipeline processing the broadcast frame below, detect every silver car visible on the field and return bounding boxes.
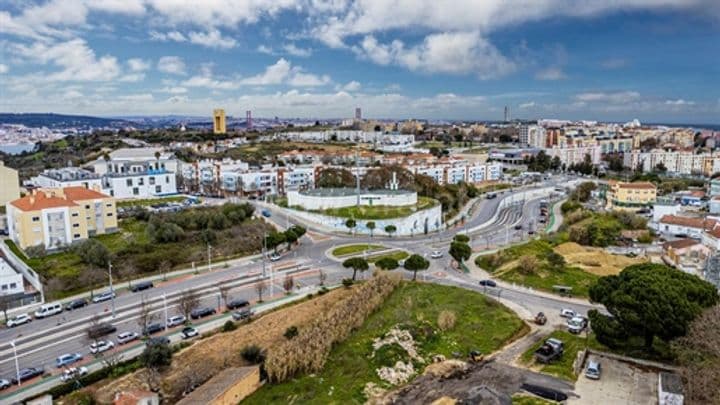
[166,315,186,328]
[117,331,139,345]
[585,360,601,380]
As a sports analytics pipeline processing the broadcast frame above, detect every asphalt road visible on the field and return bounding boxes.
[0,176,589,402]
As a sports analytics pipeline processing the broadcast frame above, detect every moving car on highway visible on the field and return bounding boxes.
[479,279,497,287]
[34,302,63,319]
[232,308,253,321]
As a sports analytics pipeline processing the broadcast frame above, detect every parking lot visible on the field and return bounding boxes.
[570,354,658,405]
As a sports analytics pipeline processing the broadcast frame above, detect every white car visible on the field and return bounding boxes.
[166,315,186,328]
[430,250,443,259]
[6,314,32,328]
[0,379,10,390]
[269,253,281,262]
[181,326,199,339]
[117,331,139,345]
[60,367,88,382]
[89,340,115,354]
[560,308,577,319]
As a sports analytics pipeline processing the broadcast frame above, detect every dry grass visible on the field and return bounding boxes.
[92,288,351,403]
[554,242,646,276]
[437,310,457,332]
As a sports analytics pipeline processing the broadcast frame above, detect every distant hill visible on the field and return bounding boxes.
[0,113,136,129]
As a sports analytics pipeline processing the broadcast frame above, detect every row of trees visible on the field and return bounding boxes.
[342,253,430,281]
[264,225,307,253]
[343,219,396,237]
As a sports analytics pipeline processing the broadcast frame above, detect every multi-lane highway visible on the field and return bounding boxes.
[0,176,592,402]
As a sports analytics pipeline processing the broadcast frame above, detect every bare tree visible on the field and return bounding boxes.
[255,280,268,303]
[178,289,200,320]
[137,294,155,330]
[283,275,295,295]
[318,269,327,287]
[218,284,231,308]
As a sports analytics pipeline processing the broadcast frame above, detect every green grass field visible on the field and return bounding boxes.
[520,330,606,381]
[498,265,598,298]
[331,244,384,257]
[320,196,437,220]
[116,196,188,208]
[245,282,526,404]
[367,250,409,263]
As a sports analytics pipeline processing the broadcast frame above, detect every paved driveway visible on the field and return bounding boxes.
[570,354,657,405]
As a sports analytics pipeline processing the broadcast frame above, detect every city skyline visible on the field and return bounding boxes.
[1,1,719,123]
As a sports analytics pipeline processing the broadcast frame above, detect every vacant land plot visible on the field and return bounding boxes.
[93,288,351,403]
[497,265,599,298]
[554,242,646,276]
[245,282,526,404]
[332,244,384,257]
[570,354,657,405]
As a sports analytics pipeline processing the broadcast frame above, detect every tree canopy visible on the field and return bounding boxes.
[404,254,429,281]
[342,257,369,280]
[588,263,718,349]
[375,257,398,270]
[317,168,355,188]
[449,241,472,263]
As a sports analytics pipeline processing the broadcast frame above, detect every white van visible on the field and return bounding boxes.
[34,302,63,318]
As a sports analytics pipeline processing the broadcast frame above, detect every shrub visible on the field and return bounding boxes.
[437,310,457,331]
[222,320,237,332]
[284,326,299,340]
[140,342,172,370]
[375,257,399,270]
[517,255,540,275]
[241,344,266,364]
[64,391,96,405]
[318,286,329,295]
[637,233,653,244]
[24,244,47,258]
[342,278,354,288]
[454,234,470,243]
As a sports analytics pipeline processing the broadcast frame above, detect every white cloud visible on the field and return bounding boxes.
[119,73,146,82]
[240,58,331,87]
[575,91,641,104]
[665,99,695,106]
[144,0,300,27]
[150,30,187,42]
[12,38,121,82]
[188,29,237,49]
[183,66,240,90]
[120,93,154,102]
[62,90,83,99]
[160,86,188,94]
[257,45,275,54]
[535,67,566,80]
[0,64,8,74]
[283,43,312,57]
[340,80,361,91]
[353,31,515,78]
[157,56,186,75]
[127,58,151,72]
[519,101,536,109]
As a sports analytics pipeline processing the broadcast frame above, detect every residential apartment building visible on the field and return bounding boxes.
[29,167,103,190]
[545,145,602,166]
[89,148,179,199]
[0,161,20,206]
[606,181,657,211]
[0,258,23,295]
[520,125,546,148]
[623,150,720,175]
[6,187,117,250]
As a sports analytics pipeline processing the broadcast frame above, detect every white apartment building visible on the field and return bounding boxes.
[520,125,546,148]
[624,150,720,175]
[278,166,315,194]
[88,148,179,199]
[268,130,415,145]
[102,173,177,199]
[545,145,602,166]
[29,167,103,190]
[0,258,23,296]
[412,166,444,183]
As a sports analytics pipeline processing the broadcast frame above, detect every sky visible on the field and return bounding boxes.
[0,0,719,123]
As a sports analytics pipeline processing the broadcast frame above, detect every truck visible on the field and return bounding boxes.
[534,338,564,364]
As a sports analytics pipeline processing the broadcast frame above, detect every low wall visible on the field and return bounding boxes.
[0,241,44,302]
[286,204,443,236]
[287,189,417,210]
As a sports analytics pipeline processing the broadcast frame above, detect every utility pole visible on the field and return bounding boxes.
[207,244,212,272]
[10,341,19,387]
[108,262,115,319]
[262,231,267,277]
[162,294,168,325]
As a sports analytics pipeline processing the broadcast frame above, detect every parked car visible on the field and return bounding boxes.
[226,299,250,310]
[11,367,44,384]
[92,291,116,303]
[479,279,497,287]
[6,314,32,328]
[130,281,154,293]
[269,253,281,262]
[486,193,497,199]
[534,338,564,364]
[560,308,577,319]
[430,250,443,259]
[567,316,588,334]
[117,331,139,345]
[89,340,115,354]
[146,336,170,346]
[87,323,117,339]
[60,367,88,382]
[232,308,254,321]
[166,315,186,328]
[143,323,165,336]
[190,307,216,320]
[0,379,10,390]
[56,353,83,368]
[585,360,602,380]
[261,209,272,217]
[181,326,199,339]
[34,302,62,319]
[514,224,523,230]
[65,298,88,311]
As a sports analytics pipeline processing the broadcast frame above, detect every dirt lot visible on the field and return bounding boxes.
[570,354,658,405]
[554,242,647,276]
[91,288,350,403]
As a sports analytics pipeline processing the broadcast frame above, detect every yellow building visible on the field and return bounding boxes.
[606,181,657,211]
[0,161,20,206]
[213,108,227,134]
[6,187,118,250]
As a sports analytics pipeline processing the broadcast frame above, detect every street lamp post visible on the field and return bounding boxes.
[162,294,168,326]
[207,244,212,272]
[262,231,267,278]
[10,340,20,387]
[108,262,115,319]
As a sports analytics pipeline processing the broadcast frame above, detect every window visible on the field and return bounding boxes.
[138,178,144,186]
[72,212,79,217]
[106,203,112,207]
[166,176,170,184]
[85,205,90,209]
[9,283,16,289]
[126,179,133,186]
[73,233,81,238]
[133,187,139,195]
[107,213,113,217]
[73,223,79,228]
[32,216,40,222]
[149,177,155,185]
[155,185,162,193]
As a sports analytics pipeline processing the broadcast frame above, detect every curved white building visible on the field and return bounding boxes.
[287,188,417,210]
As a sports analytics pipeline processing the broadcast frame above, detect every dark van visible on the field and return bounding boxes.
[130,281,154,293]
